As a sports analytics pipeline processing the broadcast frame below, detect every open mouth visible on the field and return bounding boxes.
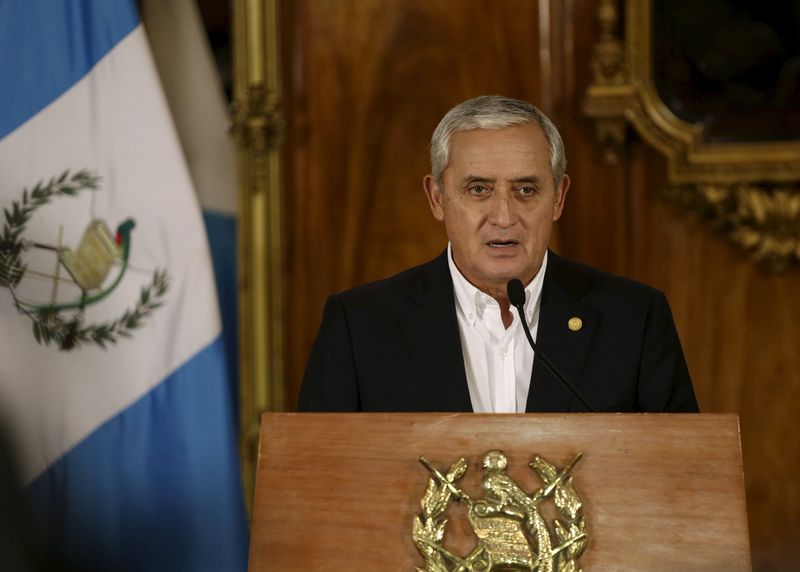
[486,240,519,248]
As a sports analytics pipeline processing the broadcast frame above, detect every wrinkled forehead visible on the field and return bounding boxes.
[445,124,553,176]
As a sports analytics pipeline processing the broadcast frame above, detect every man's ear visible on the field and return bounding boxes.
[423,174,445,221]
[552,174,570,222]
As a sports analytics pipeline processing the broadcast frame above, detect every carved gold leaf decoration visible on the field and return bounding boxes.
[590,0,626,87]
[530,455,583,520]
[667,183,800,269]
[446,457,468,482]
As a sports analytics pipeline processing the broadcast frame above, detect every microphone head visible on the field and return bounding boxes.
[506,279,526,308]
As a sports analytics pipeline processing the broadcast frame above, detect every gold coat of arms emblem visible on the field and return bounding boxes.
[413,450,587,572]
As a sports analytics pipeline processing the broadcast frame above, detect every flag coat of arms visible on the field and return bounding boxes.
[0,1,248,569]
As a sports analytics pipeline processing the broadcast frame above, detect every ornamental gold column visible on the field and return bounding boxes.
[232,0,284,513]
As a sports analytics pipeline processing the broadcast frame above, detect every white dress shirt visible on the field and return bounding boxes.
[447,244,547,413]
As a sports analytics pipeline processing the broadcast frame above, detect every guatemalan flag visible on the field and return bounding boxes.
[0,1,248,570]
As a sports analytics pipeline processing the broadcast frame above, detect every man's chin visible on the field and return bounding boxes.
[482,268,531,288]
[481,259,540,286]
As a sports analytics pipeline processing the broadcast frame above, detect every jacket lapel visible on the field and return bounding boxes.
[399,251,473,412]
[526,252,599,412]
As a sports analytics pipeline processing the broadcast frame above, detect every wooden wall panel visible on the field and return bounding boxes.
[624,145,800,571]
[553,0,632,275]
[279,1,800,569]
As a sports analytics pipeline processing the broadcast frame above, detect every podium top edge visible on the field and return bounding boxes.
[261,412,739,421]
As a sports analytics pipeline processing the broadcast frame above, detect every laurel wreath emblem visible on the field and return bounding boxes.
[414,452,588,572]
[0,169,169,351]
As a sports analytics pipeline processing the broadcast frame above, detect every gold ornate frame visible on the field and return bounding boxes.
[583,0,800,267]
[232,0,284,511]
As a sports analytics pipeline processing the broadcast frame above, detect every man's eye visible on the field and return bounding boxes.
[516,186,538,196]
[468,185,489,195]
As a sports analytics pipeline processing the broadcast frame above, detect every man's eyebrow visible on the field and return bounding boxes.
[510,176,542,184]
[463,175,495,184]
[461,175,544,185]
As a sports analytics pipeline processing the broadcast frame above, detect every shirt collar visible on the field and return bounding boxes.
[447,243,548,327]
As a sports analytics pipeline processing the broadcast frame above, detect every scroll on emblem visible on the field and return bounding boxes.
[413,450,587,572]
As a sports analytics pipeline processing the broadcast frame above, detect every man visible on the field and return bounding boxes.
[298,95,698,413]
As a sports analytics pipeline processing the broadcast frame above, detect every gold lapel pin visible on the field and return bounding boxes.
[568,317,583,332]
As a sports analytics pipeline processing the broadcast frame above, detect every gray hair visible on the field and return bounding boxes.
[430,95,566,187]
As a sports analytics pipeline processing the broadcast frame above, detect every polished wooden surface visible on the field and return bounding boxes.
[248,413,750,571]
[279,1,800,568]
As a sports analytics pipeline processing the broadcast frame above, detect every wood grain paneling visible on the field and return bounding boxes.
[279,1,800,568]
[625,143,800,571]
[553,0,632,275]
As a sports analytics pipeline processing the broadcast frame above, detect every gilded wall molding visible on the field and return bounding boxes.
[232,0,285,512]
[583,0,800,267]
[666,183,800,269]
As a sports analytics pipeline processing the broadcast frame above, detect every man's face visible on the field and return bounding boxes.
[424,124,569,296]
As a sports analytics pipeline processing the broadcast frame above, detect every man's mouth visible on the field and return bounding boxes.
[486,240,520,248]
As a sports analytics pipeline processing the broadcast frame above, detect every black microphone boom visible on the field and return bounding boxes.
[506,279,596,413]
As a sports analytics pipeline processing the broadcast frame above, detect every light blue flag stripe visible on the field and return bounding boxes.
[25,337,248,571]
[202,210,239,424]
[0,0,139,138]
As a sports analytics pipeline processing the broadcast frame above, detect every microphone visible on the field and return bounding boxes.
[507,279,596,412]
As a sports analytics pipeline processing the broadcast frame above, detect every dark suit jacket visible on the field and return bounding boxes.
[298,250,698,413]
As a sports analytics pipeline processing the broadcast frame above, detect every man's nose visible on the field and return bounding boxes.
[488,191,517,227]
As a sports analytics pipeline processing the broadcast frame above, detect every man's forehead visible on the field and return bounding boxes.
[445,125,551,175]
[448,125,547,155]
[450,122,544,141]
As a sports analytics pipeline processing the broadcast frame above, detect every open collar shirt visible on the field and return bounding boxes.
[447,243,547,413]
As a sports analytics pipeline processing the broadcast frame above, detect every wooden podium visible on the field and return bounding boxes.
[248,413,751,571]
